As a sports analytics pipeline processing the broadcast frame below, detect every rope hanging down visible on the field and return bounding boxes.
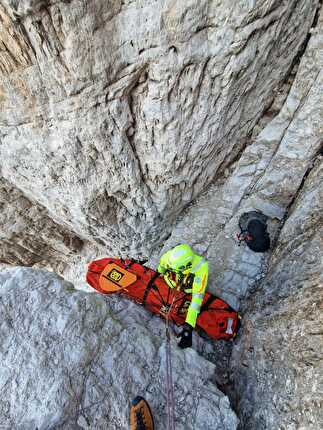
[165,290,176,430]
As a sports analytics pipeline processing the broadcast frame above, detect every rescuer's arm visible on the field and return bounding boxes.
[157,250,177,288]
[157,250,170,274]
[185,262,208,328]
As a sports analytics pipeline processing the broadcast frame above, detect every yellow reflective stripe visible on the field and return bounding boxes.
[190,301,201,311]
[192,293,204,300]
[202,273,207,290]
[196,273,207,293]
[192,258,206,273]
[184,288,192,293]
[164,275,176,289]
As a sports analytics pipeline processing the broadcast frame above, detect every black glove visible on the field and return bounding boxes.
[178,323,193,349]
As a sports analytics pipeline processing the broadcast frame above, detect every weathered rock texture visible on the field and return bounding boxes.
[0,0,319,264]
[147,9,323,427]
[1,2,323,429]
[0,267,238,430]
[227,14,323,429]
[230,156,323,430]
[152,3,323,311]
[0,176,84,267]
[0,174,105,290]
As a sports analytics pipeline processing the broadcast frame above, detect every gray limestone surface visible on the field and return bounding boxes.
[230,156,323,430]
[0,176,84,267]
[0,2,323,430]
[0,267,238,430]
[154,5,323,310]
[0,0,319,262]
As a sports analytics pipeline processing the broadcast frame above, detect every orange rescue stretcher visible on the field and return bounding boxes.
[86,258,241,341]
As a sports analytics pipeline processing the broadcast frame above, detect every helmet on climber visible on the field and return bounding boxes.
[163,243,194,273]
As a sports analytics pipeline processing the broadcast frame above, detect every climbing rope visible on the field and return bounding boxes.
[165,289,176,430]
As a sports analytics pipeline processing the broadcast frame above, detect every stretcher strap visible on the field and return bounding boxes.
[199,295,232,313]
[200,295,216,313]
[142,273,160,306]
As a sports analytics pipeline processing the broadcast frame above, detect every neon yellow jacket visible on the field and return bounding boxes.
[157,251,208,328]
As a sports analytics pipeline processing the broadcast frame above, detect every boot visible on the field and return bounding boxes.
[130,396,154,430]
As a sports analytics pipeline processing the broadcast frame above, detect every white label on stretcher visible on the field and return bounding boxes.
[226,318,233,334]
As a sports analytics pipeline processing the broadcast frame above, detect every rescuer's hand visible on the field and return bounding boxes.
[178,323,193,349]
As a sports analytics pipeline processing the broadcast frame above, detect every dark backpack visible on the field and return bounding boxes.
[237,211,270,253]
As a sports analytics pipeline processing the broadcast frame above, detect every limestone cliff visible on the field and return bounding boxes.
[0,267,238,429]
[0,1,322,429]
[230,157,323,430]
[227,10,323,429]
[153,3,323,311]
[0,0,319,263]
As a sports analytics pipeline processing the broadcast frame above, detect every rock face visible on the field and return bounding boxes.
[149,8,323,428]
[152,3,323,311]
[0,267,238,429]
[0,176,84,267]
[0,175,105,290]
[1,2,323,429]
[227,11,323,428]
[230,156,323,430]
[0,0,319,262]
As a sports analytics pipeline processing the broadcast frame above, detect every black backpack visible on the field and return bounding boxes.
[237,211,270,253]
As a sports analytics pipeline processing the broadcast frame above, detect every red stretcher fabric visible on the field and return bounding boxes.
[86,258,240,341]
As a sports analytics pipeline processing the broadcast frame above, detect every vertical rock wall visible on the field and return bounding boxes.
[230,157,323,429]
[0,0,319,262]
[152,2,323,310]
[0,177,85,267]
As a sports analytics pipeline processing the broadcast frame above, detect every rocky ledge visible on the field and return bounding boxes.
[0,267,238,429]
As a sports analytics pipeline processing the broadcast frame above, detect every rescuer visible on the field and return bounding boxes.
[157,244,208,349]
